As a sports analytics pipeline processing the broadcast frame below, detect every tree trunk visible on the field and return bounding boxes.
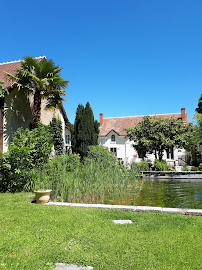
[158,151,163,161]
[154,150,157,159]
[32,89,41,129]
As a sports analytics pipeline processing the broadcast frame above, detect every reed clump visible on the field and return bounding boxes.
[29,153,142,204]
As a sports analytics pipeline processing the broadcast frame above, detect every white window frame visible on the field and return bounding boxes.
[111,134,115,142]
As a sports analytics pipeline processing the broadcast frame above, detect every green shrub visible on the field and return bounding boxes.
[130,161,149,173]
[85,145,116,167]
[153,159,169,171]
[10,124,53,168]
[182,165,189,171]
[0,152,11,192]
[199,163,202,171]
[1,124,53,193]
[191,166,199,171]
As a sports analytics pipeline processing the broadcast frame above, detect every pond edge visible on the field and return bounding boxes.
[44,202,202,216]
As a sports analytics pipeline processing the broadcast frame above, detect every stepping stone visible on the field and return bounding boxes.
[24,194,35,197]
[52,263,93,270]
[113,220,133,224]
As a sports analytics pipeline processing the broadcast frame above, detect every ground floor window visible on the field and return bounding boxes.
[65,135,70,145]
[166,148,174,159]
[110,147,117,156]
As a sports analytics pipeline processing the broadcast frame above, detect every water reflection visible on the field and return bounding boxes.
[104,178,202,209]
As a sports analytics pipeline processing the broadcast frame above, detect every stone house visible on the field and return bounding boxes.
[0,57,70,152]
[98,108,188,166]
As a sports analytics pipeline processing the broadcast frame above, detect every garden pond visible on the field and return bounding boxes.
[104,178,202,209]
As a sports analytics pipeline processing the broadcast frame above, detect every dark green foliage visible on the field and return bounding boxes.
[71,104,85,157]
[72,102,99,159]
[0,124,53,192]
[153,159,169,171]
[199,163,202,171]
[127,116,192,160]
[93,120,100,145]
[0,153,11,192]
[196,93,202,114]
[49,116,64,155]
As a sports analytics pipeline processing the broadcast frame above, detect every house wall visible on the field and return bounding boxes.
[98,131,137,165]
[40,100,66,144]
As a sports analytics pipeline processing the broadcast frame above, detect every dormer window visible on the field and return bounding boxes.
[111,135,115,142]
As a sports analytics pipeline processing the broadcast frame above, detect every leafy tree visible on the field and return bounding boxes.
[49,116,64,155]
[185,93,202,166]
[196,93,202,114]
[126,116,192,160]
[72,102,99,159]
[185,107,202,166]
[6,56,69,128]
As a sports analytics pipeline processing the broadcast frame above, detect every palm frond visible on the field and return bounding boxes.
[5,72,19,82]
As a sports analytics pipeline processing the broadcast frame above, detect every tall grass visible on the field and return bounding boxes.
[27,155,142,204]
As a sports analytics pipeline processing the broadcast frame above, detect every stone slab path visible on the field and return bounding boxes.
[45,202,202,216]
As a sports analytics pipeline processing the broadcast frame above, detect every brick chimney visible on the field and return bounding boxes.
[99,113,103,126]
[181,107,186,123]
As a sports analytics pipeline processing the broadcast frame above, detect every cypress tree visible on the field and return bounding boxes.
[49,116,64,155]
[93,120,100,145]
[196,93,202,114]
[71,104,85,156]
[72,102,99,159]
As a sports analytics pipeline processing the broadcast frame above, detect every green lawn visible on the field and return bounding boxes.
[0,193,202,270]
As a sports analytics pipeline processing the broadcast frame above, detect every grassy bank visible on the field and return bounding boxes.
[0,193,202,270]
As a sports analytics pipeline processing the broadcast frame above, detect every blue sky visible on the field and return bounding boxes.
[1,0,202,123]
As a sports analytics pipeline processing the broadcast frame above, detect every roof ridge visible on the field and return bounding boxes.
[0,56,46,65]
[104,113,181,119]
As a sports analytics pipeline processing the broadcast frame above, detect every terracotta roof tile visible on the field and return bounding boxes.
[99,112,188,136]
[0,56,46,88]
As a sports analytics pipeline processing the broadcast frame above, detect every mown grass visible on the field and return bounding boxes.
[0,193,202,270]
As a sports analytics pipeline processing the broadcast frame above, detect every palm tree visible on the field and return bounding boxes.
[6,56,69,128]
[0,81,8,97]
